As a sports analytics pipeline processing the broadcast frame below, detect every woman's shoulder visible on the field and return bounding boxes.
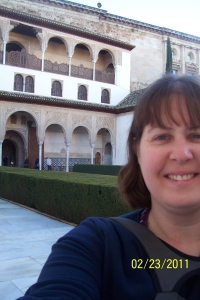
[57,209,144,251]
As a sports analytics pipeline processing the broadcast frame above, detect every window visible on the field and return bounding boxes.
[172,70,178,75]
[101,89,110,104]
[11,114,17,124]
[78,85,87,100]
[14,74,23,91]
[25,76,34,93]
[51,81,62,97]
[187,53,193,61]
[21,115,26,125]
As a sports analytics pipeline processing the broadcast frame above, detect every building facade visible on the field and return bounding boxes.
[0,0,199,170]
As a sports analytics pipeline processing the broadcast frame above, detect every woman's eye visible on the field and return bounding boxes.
[155,135,168,141]
[191,134,200,140]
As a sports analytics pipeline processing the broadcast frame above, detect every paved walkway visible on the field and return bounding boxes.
[0,198,75,300]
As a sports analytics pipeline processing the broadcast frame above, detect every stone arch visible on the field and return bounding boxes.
[5,110,39,168]
[47,35,68,52]
[44,121,67,142]
[44,123,67,170]
[70,125,92,169]
[6,41,25,52]
[3,130,25,167]
[96,125,114,145]
[45,36,68,65]
[187,51,195,61]
[96,127,113,165]
[71,43,93,71]
[71,125,92,143]
[97,48,116,67]
[104,142,112,165]
[5,108,39,133]
[73,42,93,59]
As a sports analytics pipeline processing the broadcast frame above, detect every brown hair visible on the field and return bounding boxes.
[118,74,200,209]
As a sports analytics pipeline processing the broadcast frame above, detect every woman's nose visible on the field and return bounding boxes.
[169,139,193,163]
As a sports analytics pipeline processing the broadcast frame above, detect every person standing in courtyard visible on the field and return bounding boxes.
[35,158,39,169]
[17,75,200,300]
[47,157,52,170]
[24,158,29,168]
[3,155,8,166]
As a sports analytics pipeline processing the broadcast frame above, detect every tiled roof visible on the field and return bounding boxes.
[0,90,142,114]
[116,89,145,109]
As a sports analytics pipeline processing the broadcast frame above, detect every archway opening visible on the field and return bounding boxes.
[2,139,16,166]
[44,124,66,171]
[95,152,101,165]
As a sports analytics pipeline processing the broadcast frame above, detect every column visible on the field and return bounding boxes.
[65,143,70,172]
[90,143,95,165]
[2,40,7,65]
[114,65,117,85]
[198,49,200,76]
[181,45,185,74]
[163,39,167,75]
[0,140,3,166]
[112,144,116,165]
[68,56,72,76]
[41,49,45,71]
[39,141,43,170]
[92,60,96,81]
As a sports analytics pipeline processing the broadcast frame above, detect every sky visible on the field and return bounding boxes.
[67,0,200,37]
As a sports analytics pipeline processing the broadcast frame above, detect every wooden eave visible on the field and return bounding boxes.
[0,5,135,51]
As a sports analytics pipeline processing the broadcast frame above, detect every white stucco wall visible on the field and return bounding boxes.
[116,111,134,165]
[0,64,129,106]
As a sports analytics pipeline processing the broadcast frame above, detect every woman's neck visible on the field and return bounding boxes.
[148,206,200,257]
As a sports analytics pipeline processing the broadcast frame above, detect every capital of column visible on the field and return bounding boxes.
[90,143,95,148]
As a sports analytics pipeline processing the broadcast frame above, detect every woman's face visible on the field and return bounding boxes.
[137,97,200,213]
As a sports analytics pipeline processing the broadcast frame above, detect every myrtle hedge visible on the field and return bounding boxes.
[73,164,122,176]
[0,167,131,224]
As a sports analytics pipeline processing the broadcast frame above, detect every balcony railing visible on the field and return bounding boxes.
[1,50,115,85]
[6,49,41,70]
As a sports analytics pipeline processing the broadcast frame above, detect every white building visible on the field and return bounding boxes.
[0,0,199,170]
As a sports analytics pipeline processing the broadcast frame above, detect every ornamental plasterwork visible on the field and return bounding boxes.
[36,29,52,52]
[91,44,101,62]
[96,116,115,132]
[72,114,92,129]
[5,108,40,124]
[45,111,68,128]
[67,38,76,57]
[6,126,28,145]
[0,18,14,42]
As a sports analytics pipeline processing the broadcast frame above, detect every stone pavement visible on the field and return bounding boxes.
[0,198,75,300]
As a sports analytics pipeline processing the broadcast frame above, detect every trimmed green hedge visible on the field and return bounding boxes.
[73,164,122,176]
[0,167,131,224]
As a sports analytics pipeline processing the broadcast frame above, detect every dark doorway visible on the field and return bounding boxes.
[2,139,16,166]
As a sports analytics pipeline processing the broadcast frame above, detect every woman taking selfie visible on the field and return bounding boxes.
[18,75,200,300]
